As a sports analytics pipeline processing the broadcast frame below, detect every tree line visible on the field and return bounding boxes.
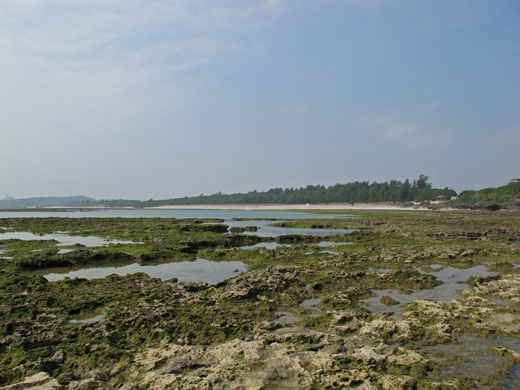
[138,175,456,206]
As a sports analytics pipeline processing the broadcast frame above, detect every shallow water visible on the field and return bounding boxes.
[317,241,353,247]
[69,314,105,324]
[501,362,520,389]
[0,209,353,219]
[319,250,341,255]
[490,297,510,306]
[238,242,290,250]
[362,265,497,316]
[0,231,135,247]
[422,336,520,387]
[300,298,322,317]
[273,311,298,325]
[224,219,355,238]
[44,258,247,283]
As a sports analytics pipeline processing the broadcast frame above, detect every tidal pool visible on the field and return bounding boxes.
[362,265,497,316]
[501,362,520,389]
[317,241,353,247]
[238,242,290,250]
[224,220,355,238]
[422,336,520,388]
[44,258,247,284]
[300,298,322,317]
[69,314,106,324]
[273,311,298,325]
[0,231,136,247]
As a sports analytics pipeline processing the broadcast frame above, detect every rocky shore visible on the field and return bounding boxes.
[0,211,519,389]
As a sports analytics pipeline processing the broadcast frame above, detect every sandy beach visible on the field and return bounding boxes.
[148,203,428,211]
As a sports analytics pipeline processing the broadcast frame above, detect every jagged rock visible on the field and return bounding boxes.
[0,372,61,390]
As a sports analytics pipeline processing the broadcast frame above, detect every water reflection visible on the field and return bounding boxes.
[317,241,353,247]
[300,298,322,317]
[422,336,520,388]
[69,314,105,324]
[225,220,355,238]
[362,265,497,316]
[273,311,298,325]
[238,242,290,250]
[44,258,247,284]
[0,231,135,247]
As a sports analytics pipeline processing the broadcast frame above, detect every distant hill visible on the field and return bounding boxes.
[0,196,93,209]
[456,182,520,203]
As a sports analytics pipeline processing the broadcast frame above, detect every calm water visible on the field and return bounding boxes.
[0,210,355,238]
[44,258,247,283]
[0,231,135,247]
[422,336,520,388]
[0,209,351,219]
[362,265,497,316]
[317,241,353,247]
[224,219,355,237]
[69,314,105,324]
[273,311,298,325]
[238,242,290,250]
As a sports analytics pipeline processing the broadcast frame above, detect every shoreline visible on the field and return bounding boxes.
[0,203,430,212]
[146,203,427,211]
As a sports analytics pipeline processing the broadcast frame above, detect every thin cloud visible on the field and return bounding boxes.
[370,111,454,149]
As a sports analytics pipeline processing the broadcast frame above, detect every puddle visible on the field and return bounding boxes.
[376,268,393,273]
[69,314,105,324]
[501,362,520,389]
[58,249,74,254]
[0,257,14,260]
[305,283,312,291]
[238,242,290,250]
[422,336,520,387]
[490,297,510,306]
[273,311,298,325]
[304,251,314,255]
[317,241,353,247]
[300,298,322,317]
[224,220,355,238]
[0,249,3,254]
[319,250,340,255]
[0,231,136,247]
[362,265,497,316]
[44,258,247,284]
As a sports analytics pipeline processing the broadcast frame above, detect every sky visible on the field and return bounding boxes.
[1,0,519,200]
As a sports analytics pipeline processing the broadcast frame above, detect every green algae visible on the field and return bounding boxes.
[0,211,519,388]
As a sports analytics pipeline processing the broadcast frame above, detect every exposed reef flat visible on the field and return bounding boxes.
[0,211,519,389]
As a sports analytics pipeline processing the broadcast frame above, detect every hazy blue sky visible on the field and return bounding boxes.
[1,0,519,200]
